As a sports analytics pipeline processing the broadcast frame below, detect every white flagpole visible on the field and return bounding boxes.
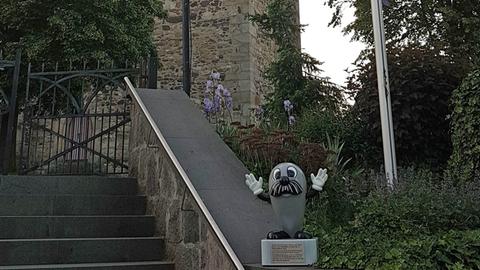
[370,0,397,187]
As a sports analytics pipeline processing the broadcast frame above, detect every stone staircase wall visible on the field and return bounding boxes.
[129,101,236,270]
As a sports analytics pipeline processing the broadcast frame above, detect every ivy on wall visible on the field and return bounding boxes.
[449,68,480,182]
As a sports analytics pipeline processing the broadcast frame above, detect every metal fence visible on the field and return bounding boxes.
[18,59,154,175]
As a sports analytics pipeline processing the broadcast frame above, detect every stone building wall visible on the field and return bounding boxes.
[248,0,275,112]
[129,99,237,270]
[154,0,299,122]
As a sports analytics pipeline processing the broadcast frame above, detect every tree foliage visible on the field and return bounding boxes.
[0,0,166,61]
[449,68,480,182]
[351,46,464,167]
[323,0,479,168]
[327,0,479,67]
[249,0,345,120]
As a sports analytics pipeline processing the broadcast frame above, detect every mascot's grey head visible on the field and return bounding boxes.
[268,163,306,197]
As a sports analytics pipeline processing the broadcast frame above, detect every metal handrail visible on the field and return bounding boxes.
[124,77,245,270]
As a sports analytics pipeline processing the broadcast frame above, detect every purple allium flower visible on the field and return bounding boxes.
[255,106,264,119]
[225,96,233,111]
[288,115,296,125]
[203,97,214,114]
[283,99,293,113]
[206,80,213,88]
[256,106,264,115]
[210,72,221,80]
[222,88,232,111]
[222,87,231,97]
[214,86,222,97]
[213,93,221,112]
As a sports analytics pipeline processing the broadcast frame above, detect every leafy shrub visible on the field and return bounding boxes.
[218,123,328,179]
[308,168,480,270]
[305,137,366,229]
[295,109,346,143]
[433,230,480,270]
[294,106,371,165]
[449,68,480,182]
[351,46,465,168]
[319,227,480,270]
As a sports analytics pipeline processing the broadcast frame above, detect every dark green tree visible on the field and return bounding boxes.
[0,0,166,61]
[351,46,465,168]
[324,0,479,168]
[249,0,345,121]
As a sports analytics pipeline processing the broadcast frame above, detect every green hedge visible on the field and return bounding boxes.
[306,169,480,270]
[449,68,480,182]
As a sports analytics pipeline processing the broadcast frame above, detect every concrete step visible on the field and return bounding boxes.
[0,216,155,239]
[244,265,329,270]
[244,265,320,269]
[0,176,137,195]
[0,261,174,270]
[0,237,165,265]
[0,195,146,216]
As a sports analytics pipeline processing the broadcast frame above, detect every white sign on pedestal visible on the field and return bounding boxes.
[261,238,318,266]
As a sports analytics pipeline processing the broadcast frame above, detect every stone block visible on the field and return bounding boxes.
[182,210,200,243]
[175,244,201,270]
[166,200,182,243]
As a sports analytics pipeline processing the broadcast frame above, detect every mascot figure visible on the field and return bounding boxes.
[245,163,328,239]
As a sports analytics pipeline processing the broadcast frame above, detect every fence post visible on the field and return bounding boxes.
[2,48,21,174]
[182,0,192,96]
[147,56,157,89]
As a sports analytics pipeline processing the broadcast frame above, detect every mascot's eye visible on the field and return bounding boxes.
[273,169,281,179]
[287,167,297,178]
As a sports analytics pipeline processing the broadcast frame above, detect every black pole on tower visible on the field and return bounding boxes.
[182,0,192,96]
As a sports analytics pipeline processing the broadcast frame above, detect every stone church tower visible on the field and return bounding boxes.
[154,0,299,122]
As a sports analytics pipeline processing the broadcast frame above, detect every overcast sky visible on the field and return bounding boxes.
[299,1,365,86]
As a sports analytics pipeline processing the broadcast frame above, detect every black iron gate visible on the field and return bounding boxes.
[0,49,21,174]
[19,60,151,175]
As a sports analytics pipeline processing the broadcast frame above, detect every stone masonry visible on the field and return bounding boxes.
[129,99,236,270]
[154,0,299,122]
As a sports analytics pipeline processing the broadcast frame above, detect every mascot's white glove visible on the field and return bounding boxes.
[245,173,264,196]
[311,168,328,191]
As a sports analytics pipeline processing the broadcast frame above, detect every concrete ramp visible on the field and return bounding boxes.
[130,87,278,265]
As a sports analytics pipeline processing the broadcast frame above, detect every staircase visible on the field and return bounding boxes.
[0,176,174,270]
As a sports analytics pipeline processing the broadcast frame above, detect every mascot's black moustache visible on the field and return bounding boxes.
[270,180,303,197]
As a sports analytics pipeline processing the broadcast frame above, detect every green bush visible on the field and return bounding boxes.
[351,46,465,168]
[305,136,367,230]
[449,68,480,182]
[307,168,480,270]
[294,106,371,166]
[295,109,347,143]
[318,227,480,270]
